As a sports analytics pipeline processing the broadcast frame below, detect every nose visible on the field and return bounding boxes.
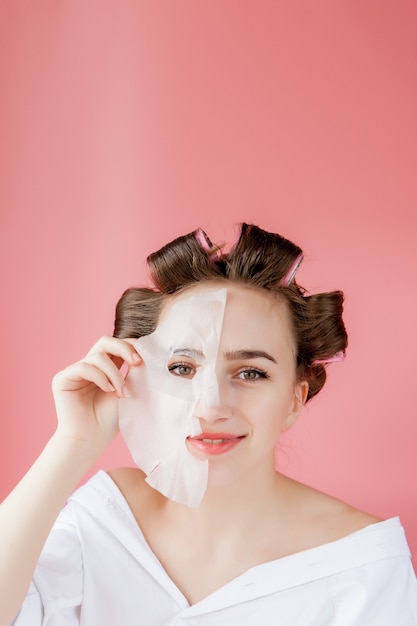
[193,379,233,423]
[194,397,233,423]
[193,364,233,422]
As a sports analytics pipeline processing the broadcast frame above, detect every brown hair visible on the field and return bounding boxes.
[114,223,347,402]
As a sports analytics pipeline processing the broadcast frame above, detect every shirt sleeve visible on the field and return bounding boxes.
[330,554,417,625]
[9,501,83,626]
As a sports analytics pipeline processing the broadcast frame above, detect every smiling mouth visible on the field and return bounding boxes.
[201,438,232,444]
[187,434,246,443]
[186,434,246,455]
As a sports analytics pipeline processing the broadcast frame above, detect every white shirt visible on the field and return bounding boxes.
[11,471,417,625]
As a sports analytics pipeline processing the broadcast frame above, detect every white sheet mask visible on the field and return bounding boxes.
[119,288,227,507]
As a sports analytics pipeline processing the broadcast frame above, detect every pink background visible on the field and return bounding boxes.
[1,2,416,565]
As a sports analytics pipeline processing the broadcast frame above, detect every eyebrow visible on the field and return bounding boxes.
[171,348,277,365]
[172,348,205,359]
[223,349,277,364]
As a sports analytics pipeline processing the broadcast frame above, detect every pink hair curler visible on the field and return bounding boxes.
[279,253,304,287]
[312,351,345,366]
[194,228,218,261]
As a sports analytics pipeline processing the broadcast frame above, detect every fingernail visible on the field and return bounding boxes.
[122,385,131,397]
[131,352,141,362]
[107,383,116,392]
[120,362,129,378]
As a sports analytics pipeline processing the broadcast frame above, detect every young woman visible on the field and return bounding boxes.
[2,224,416,625]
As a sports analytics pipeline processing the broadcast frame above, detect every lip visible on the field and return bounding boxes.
[186,432,246,456]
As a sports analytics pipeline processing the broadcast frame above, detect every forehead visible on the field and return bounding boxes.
[158,282,295,354]
[160,282,283,320]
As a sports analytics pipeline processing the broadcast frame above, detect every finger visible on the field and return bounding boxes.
[86,336,142,367]
[53,361,117,394]
[82,352,133,396]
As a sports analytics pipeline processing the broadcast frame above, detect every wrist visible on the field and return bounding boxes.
[47,430,105,471]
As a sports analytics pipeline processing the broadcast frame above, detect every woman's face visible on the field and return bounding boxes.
[160,282,308,485]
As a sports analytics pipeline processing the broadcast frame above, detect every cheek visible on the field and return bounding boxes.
[240,384,295,424]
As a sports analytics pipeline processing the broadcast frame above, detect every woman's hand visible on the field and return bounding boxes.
[52,336,141,455]
[0,336,142,624]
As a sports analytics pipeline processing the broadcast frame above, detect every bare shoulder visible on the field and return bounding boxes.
[281,477,383,550]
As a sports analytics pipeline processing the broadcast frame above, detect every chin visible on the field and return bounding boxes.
[205,463,247,489]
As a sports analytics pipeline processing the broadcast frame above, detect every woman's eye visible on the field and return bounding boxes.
[236,368,268,381]
[168,362,196,378]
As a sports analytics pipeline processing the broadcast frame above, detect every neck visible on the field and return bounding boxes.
[167,464,289,540]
